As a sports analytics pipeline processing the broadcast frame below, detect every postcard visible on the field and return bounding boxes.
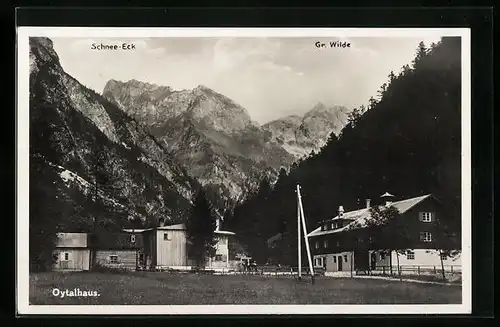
[17,26,471,315]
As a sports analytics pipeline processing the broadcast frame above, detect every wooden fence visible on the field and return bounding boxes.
[207,265,326,277]
[356,265,462,282]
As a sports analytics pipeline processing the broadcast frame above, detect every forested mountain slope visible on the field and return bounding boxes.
[224,38,462,263]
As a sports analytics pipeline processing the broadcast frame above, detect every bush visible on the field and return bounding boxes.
[91,262,131,274]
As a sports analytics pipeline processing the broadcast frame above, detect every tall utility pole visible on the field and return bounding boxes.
[296,184,315,284]
[297,198,301,280]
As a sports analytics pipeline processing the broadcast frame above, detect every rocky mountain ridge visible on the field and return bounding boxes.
[30,36,351,231]
[262,102,350,159]
[30,37,197,229]
[103,79,296,211]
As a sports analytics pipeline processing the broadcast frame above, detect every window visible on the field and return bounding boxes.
[163,233,170,241]
[139,253,145,263]
[336,241,340,247]
[380,252,386,260]
[218,237,226,245]
[420,232,432,242]
[324,223,329,231]
[64,252,69,260]
[420,212,433,222]
[344,255,348,262]
[333,256,337,263]
[369,236,374,243]
[130,234,136,243]
[357,237,363,244]
[215,254,223,261]
[406,250,415,260]
[331,223,335,229]
[323,240,329,248]
[440,253,447,261]
[110,255,118,264]
[315,242,319,249]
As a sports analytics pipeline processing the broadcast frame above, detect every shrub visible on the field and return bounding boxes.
[91,262,131,274]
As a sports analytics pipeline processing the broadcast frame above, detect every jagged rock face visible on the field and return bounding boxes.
[262,102,350,158]
[104,81,257,135]
[29,37,197,228]
[103,80,294,209]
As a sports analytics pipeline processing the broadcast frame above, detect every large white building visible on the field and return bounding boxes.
[307,193,461,274]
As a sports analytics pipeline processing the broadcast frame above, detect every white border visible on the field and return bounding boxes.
[16,27,472,315]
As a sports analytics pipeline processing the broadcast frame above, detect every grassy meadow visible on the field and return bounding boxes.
[29,271,462,305]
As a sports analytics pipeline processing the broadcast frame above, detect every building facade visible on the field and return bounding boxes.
[52,232,91,271]
[142,223,235,270]
[51,222,236,272]
[93,232,144,270]
[308,194,461,273]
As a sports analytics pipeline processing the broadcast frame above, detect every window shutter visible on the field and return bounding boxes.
[418,212,424,222]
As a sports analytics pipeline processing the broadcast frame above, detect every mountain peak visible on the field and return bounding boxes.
[29,37,60,65]
[309,102,329,113]
[305,102,349,118]
[193,84,216,96]
[103,79,173,96]
[195,84,211,90]
[313,101,326,108]
[31,37,54,50]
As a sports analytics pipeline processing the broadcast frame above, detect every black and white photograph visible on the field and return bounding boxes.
[17,27,471,315]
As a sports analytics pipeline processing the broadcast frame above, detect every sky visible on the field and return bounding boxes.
[52,36,442,124]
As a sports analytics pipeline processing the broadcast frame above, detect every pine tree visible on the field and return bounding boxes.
[186,189,217,267]
[388,71,396,83]
[412,41,428,69]
[368,96,378,109]
[29,157,63,271]
[377,83,388,99]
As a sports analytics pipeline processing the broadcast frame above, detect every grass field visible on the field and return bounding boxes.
[29,271,462,305]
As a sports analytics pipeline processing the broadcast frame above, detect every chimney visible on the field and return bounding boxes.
[215,217,221,231]
[338,205,344,218]
[366,199,371,209]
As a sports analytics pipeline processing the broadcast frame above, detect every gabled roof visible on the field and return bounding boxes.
[157,223,186,230]
[54,232,89,248]
[308,194,433,237]
[122,228,150,233]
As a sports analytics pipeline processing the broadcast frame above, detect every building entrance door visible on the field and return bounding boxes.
[370,252,377,270]
[338,256,343,271]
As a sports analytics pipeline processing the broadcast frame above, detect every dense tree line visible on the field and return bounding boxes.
[224,37,462,265]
